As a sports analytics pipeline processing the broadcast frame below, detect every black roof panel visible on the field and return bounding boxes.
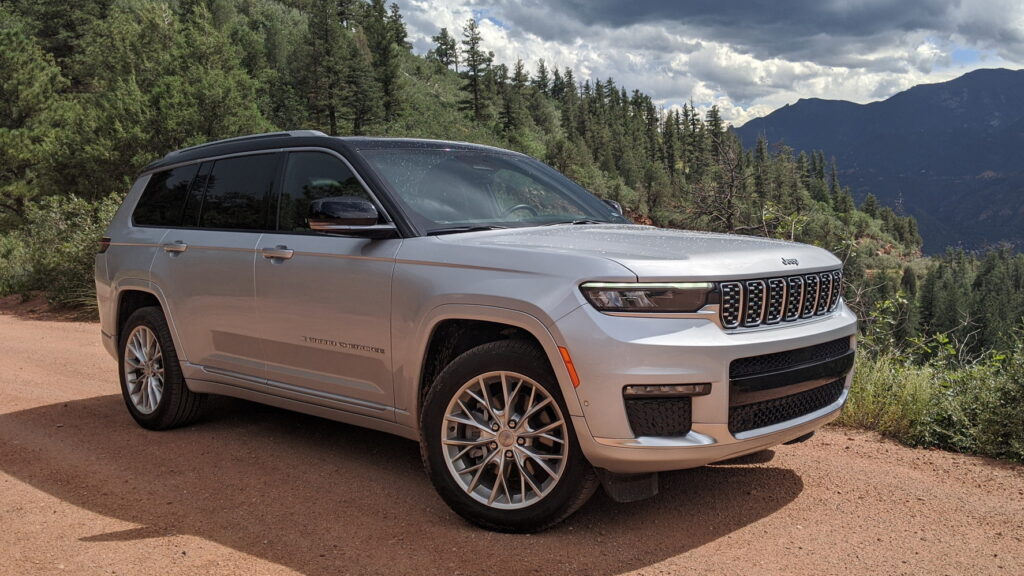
[142,132,518,173]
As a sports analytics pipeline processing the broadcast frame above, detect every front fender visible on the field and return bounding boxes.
[392,303,584,434]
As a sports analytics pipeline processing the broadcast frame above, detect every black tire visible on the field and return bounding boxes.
[118,306,205,430]
[420,340,598,532]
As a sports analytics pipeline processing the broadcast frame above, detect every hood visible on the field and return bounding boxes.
[436,224,841,281]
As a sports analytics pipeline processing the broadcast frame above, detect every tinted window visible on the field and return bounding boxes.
[180,162,212,227]
[132,164,199,227]
[198,154,276,230]
[278,152,375,232]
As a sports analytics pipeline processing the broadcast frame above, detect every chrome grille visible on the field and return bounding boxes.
[765,278,786,324]
[784,276,803,321]
[829,270,843,311]
[743,280,766,326]
[721,282,742,328]
[816,273,832,314]
[720,269,843,329]
[800,274,820,318]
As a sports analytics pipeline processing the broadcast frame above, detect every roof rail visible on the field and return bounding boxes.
[163,130,328,159]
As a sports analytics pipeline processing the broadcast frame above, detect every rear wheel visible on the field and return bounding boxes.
[119,306,205,430]
[420,340,597,532]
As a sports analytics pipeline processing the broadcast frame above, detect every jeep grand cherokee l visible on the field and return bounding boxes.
[96,131,857,532]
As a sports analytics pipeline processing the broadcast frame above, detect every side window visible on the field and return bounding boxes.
[132,164,200,227]
[198,154,277,230]
[278,152,376,232]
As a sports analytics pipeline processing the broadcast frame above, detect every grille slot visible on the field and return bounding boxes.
[720,269,842,329]
[624,397,692,437]
[785,276,804,320]
[801,274,819,317]
[816,273,832,313]
[765,278,786,324]
[743,280,766,326]
[729,337,851,379]
[721,282,742,328]
[829,270,843,311]
[728,378,844,434]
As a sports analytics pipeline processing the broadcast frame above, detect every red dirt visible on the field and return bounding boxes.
[0,312,1021,575]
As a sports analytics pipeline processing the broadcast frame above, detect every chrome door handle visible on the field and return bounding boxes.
[262,246,294,260]
[162,242,188,253]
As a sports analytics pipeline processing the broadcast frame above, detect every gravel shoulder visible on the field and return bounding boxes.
[0,311,1021,575]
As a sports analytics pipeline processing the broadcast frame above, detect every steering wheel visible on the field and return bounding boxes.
[500,204,539,218]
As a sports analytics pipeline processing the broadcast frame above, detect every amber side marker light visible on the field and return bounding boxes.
[558,346,581,388]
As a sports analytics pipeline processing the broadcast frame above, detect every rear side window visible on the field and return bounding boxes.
[132,164,200,227]
[198,154,277,230]
[277,152,376,232]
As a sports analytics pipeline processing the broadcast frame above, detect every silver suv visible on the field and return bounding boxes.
[96,131,856,532]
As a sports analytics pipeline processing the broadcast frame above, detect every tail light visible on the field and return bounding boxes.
[98,237,111,254]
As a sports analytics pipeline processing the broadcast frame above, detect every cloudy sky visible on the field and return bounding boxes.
[394,0,1024,125]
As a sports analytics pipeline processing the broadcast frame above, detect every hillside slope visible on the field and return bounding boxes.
[736,68,1024,252]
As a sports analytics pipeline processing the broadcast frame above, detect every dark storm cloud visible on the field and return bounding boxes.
[486,0,1024,62]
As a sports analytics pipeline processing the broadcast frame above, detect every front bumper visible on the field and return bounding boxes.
[555,302,858,474]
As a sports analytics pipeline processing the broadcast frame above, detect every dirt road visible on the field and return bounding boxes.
[0,311,1021,575]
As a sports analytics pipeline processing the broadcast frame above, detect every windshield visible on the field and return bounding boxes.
[358,148,629,234]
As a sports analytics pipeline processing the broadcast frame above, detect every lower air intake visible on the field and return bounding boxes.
[728,378,844,434]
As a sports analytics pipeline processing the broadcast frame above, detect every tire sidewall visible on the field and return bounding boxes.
[420,340,591,532]
[118,307,184,429]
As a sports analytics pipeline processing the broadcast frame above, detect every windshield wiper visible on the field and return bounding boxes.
[542,219,608,226]
[426,225,509,236]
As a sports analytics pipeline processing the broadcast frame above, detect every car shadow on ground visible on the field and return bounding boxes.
[0,394,804,575]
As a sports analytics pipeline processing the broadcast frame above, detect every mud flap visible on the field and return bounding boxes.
[596,469,659,503]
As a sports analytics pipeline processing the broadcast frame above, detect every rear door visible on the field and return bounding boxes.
[148,153,280,387]
[255,150,401,419]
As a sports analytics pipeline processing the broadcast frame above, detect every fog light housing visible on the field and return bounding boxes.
[622,384,712,398]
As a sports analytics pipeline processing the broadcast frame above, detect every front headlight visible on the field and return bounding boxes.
[580,282,714,313]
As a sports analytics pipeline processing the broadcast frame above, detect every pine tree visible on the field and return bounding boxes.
[533,58,550,95]
[861,193,879,217]
[460,17,491,123]
[363,0,401,122]
[346,30,383,134]
[427,27,458,70]
[0,6,67,222]
[296,0,349,135]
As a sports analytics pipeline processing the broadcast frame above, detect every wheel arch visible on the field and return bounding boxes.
[112,281,188,363]
[401,304,584,433]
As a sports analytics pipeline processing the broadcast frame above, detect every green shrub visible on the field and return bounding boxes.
[839,338,1024,462]
[0,194,120,307]
[837,353,934,442]
[920,349,1024,461]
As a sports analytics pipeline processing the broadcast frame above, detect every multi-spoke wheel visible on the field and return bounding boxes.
[421,340,598,532]
[123,325,165,414]
[118,306,205,430]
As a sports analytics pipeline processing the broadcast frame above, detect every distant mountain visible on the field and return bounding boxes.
[735,68,1024,253]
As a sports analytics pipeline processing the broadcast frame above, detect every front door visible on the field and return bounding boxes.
[255,151,400,419]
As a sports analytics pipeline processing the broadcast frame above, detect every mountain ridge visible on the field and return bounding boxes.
[735,68,1024,252]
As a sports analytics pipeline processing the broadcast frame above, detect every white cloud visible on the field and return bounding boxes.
[393,0,1024,125]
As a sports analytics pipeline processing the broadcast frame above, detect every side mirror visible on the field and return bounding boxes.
[602,198,624,215]
[308,196,397,239]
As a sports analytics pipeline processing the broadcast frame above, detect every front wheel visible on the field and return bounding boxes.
[420,340,597,532]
